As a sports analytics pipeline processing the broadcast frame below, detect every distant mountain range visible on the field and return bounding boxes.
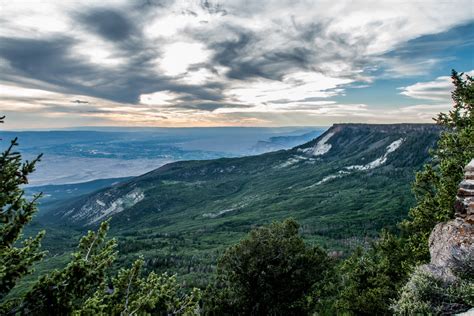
[2,127,324,185]
[0,127,327,186]
[37,123,441,286]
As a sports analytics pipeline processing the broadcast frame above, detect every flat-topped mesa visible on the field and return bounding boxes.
[331,123,442,133]
[455,159,474,223]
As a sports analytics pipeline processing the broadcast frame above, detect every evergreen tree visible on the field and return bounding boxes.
[401,70,474,263]
[334,232,410,315]
[16,217,200,315]
[0,116,45,301]
[78,258,201,315]
[205,219,331,315]
[19,221,117,314]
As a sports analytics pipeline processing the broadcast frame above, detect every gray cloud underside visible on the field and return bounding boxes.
[200,21,374,82]
[0,0,472,122]
[0,36,226,106]
[0,3,372,110]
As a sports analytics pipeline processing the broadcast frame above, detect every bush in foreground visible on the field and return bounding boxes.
[204,219,332,315]
[392,265,473,315]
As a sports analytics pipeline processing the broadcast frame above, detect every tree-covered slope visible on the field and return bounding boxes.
[42,123,441,285]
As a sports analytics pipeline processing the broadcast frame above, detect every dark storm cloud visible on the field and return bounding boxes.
[207,30,310,81]
[0,37,101,94]
[208,31,297,81]
[132,0,173,11]
[267,47,312,68]
[77,9,137,42]
[0,1,375,119]
[209,31,259,79]
[0,4,232,110]
[74,7,152,61]
[0,35,226,106]
[0,2,374,115]
[200,0,227,16]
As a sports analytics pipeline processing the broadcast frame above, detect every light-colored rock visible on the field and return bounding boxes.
[465,159,474,180]
[428,218,473,279]
[424,158,474,279]
[65,188,145,225]
[346,138,404,171]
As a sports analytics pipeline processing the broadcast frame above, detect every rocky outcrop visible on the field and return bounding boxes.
[393,160,474,315]
[402,159,474,315]
[455,159,474,224]
[424,160,474,281]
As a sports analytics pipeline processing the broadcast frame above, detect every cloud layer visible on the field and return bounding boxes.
[399,70,474,102]
[0,0,473,128]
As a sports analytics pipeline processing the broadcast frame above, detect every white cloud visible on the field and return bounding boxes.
[382,58,444,78]
[177,68,216,85]
[139,90,178,105]
[400,76,452,101]
[385,103,450,121]
[399,70,474,101]
[224,72,353,106]
[72,35,126,67]
[158,42,211,76]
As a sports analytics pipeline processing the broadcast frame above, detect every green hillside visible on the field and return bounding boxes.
[40,123,441,286]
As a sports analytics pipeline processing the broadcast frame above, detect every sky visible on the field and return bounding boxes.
[0,0,473,129]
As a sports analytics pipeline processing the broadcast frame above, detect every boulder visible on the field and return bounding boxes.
[425,158,474,278]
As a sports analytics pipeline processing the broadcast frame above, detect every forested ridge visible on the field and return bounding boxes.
[1,70,472,315]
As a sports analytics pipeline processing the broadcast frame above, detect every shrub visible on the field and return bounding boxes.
[392,267,473,315]
[204,219,332,315]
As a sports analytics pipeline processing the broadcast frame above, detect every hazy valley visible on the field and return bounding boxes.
[1,127,324,186]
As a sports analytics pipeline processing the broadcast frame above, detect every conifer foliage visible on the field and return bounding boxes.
[79,258,201,315]
[401,70,474,263]
[20,221,117,314]
[205,219,331,315]
[0,116,45,300]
